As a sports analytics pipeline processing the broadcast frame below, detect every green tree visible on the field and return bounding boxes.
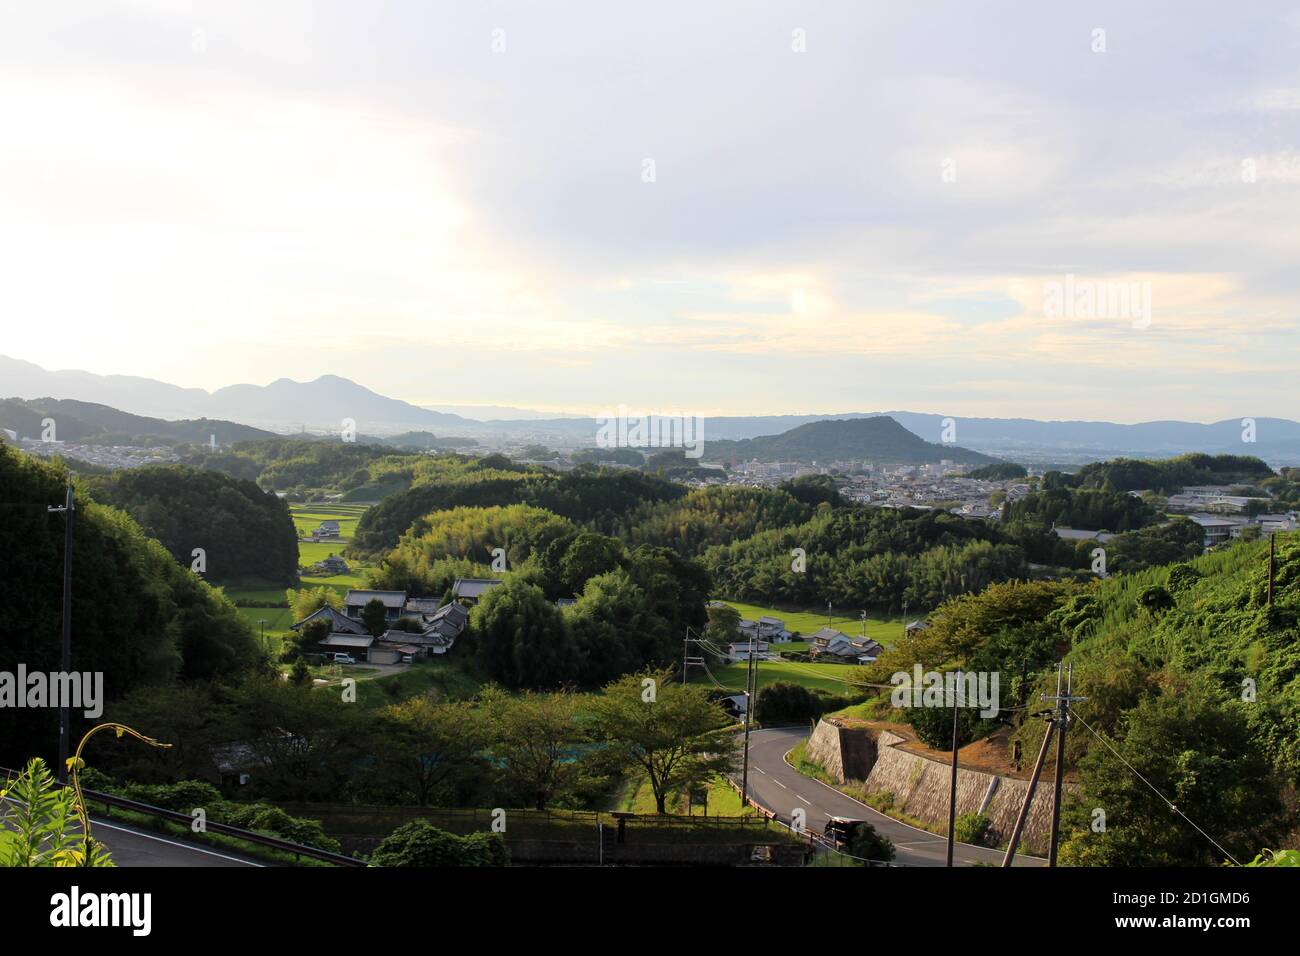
[227,676,368,801]
[557,532,624,596]
[483,689,586,809]
[586,672,738,814]
[287,585,342,621]
[704,603,742,647]
[361,597,389,637]
[1061,684,1286,866]
[367,697,488,805]
[472,579,575,689]
[369,821,508,867]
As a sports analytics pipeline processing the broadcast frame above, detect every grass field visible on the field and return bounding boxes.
[292,502,377,596]
[234,605,295,632]
[702,657,867,695]
[720,601,909,647]
[351,658,485,709]
[618,773,755,817]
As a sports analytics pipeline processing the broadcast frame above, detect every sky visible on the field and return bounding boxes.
[1,1,1298,421]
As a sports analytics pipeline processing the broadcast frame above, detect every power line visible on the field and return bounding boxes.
[1071,711,1242,866]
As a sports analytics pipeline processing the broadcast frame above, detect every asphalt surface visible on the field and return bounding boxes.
[741,726,1045,867]
[1,795,264,867]
[86,816,265,867]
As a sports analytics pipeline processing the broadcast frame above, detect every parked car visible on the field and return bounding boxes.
[330,652,357,664]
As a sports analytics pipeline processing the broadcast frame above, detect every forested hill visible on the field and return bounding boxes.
[0,442,263,767]
[0,397,275,446]
[860,532,1300,865]
[699,416,997,465]
[83,465,299,585]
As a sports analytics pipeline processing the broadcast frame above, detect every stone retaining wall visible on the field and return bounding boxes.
[805,718,1070,856]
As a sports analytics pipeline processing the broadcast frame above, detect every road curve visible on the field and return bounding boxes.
[740,726,1045,867]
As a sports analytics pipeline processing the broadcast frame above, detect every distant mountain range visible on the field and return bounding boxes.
[0,355,467,432]
[700,417,996,465]
[3,354,1298,464]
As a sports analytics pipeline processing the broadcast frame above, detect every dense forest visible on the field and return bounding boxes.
[1070,453,1276,493]
[858,534,1300,865]
[84,465,299,585]
[0,442,265,768]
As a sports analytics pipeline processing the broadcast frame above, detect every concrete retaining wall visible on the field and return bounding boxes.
[806,719,1068,856]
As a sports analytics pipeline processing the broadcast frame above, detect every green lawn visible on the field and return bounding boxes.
[702,658,867,695]
[351,659,486,709]
[222,585,292,604]
[720,601,908,647]
[619,773,755,817]
[235,605,295,632]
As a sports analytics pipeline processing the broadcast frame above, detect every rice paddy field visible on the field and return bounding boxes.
[690,601,912,697]
[223,503,377,647]
[719,601,909,646]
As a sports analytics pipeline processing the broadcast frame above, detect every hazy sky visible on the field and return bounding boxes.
[2,1,1298,420]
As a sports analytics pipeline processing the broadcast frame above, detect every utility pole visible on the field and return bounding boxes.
[48,477,74,784]
[826,601,832,628]
[740,637,757,803]
[1042,663,1086,867]
[681,626,708,685]
[860,610,867,639]
[1001,718,1056,867]
[946,669,961,867]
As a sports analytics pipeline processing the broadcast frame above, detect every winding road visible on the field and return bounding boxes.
[740,726,1045,867]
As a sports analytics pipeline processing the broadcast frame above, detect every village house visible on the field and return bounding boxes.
[292,590,472,664]
[452,578,503,605]
[1052,526,1116,543]
[806,627,883,664]
[736,615,794,644]
[807,627,854,660]
[343,589,407,623]
[310,555,350,576]
[312,519,341,540]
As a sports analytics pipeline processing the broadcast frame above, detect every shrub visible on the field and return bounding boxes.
[845,820,895,863]
[118,780,224,813]
[0,759,114,867]
[369,820,509,867]
[1137,585,1175,614]
[754,682,830,726]
[219,803,341,853]
[954,811,991,847]
[1166,563,1202,593]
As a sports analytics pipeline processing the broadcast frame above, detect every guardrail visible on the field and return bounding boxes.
[0,765,364,867]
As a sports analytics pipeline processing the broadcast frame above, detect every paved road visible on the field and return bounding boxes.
[1,796,264,867]
[86,816,265,867]
[741,727,1045,867]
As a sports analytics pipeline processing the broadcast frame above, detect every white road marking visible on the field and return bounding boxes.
[795,794,810,804]
[91,820,266,867]
[3,795,263,867]
[774,780,788,789]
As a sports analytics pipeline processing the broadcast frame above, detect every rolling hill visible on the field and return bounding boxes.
[0,397,275,446]
[699,416,998,465]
